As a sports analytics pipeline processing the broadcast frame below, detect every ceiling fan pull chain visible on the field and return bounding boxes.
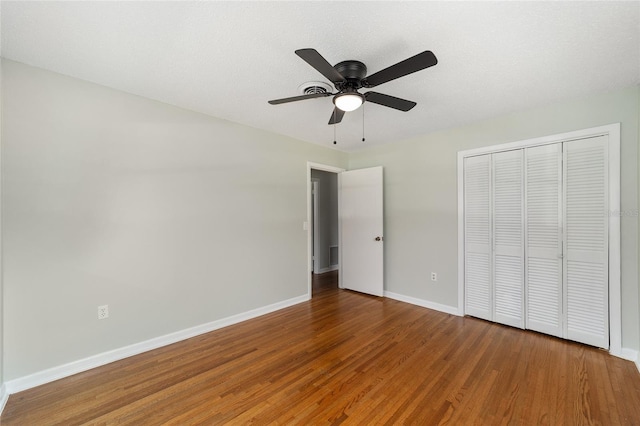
[362,103,366,142]
[333,109,337,145]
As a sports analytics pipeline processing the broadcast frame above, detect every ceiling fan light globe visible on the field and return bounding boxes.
[334,93,364,112]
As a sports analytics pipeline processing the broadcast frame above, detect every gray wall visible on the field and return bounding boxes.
[2,59,639,383]
[311,169,338,271]
[1,60,348,380]
[349,85,640,351]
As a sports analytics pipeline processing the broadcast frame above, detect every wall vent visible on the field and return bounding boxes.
[329,246,339,266]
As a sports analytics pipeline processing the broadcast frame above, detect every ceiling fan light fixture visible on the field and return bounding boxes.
[334,92,364,112]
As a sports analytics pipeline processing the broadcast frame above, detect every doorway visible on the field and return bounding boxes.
[310,171,339,290]
[307,162,385,299]
[307,162,344,297]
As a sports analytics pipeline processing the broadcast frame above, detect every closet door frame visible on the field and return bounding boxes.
[457,123,621,356]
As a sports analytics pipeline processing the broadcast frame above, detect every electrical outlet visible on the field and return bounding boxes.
[98,305,109,320]
[431,272,438,282]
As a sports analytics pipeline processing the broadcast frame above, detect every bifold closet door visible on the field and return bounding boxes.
[464,155,492,321]
[464,151,524,326]
[525,144,563,338]
[492,150,524,328]
[524,137,609,348]
[464,136,610,349]
[564,136,609,348]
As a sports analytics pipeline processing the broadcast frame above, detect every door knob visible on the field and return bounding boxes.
[375,236,382,241]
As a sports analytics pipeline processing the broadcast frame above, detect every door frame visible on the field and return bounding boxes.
[457,123,621,356]
[307,162,345,297]
[311,179,319,274]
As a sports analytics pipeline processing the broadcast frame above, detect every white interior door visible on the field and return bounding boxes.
[340,166,384,297]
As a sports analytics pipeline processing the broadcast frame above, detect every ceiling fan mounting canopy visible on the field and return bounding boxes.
[334,60,367,85]
[268,48,438,125]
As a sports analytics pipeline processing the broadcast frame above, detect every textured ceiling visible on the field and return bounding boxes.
[2,1,639,152]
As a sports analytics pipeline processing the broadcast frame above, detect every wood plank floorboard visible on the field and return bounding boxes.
[3,271,640,425]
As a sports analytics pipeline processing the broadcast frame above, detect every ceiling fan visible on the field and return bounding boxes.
[268,48,438,125]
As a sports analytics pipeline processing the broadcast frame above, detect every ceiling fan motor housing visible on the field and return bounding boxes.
[334,60,367,91]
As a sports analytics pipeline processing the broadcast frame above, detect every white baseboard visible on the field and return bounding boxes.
[620,349,640,374]
[0,384,9,414]
[613,347,637,361]
[315,265,338,274]
[615,347,640,373]
[384,291,460,316]
[4,294,309,396]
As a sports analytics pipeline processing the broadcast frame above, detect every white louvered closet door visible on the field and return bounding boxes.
[563,136,609,348]
[525,144,563,338]
[492,150,524,328]
[464,155,492,321]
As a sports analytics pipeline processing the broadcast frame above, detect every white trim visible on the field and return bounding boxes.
[459,123,619,157]
[315,265,339,274]
[0,384,9,415]
[607,124,621,355]
[385,291,460,316]
[311,179,320,273]
[457,123,622,357]
[4,294,308,395]
[307,162,345,296]
[337,172,343,289]
[617,347,638,362]
[457,154,465,314]
[616,348,640,375]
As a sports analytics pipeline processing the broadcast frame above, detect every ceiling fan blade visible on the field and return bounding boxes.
[295,48,346,84]
[328,107,345,125]
[268,92,331,105]
[365,51,437,88]
[364,91,416,111]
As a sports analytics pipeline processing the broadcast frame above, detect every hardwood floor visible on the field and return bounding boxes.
[3,271,640,424]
